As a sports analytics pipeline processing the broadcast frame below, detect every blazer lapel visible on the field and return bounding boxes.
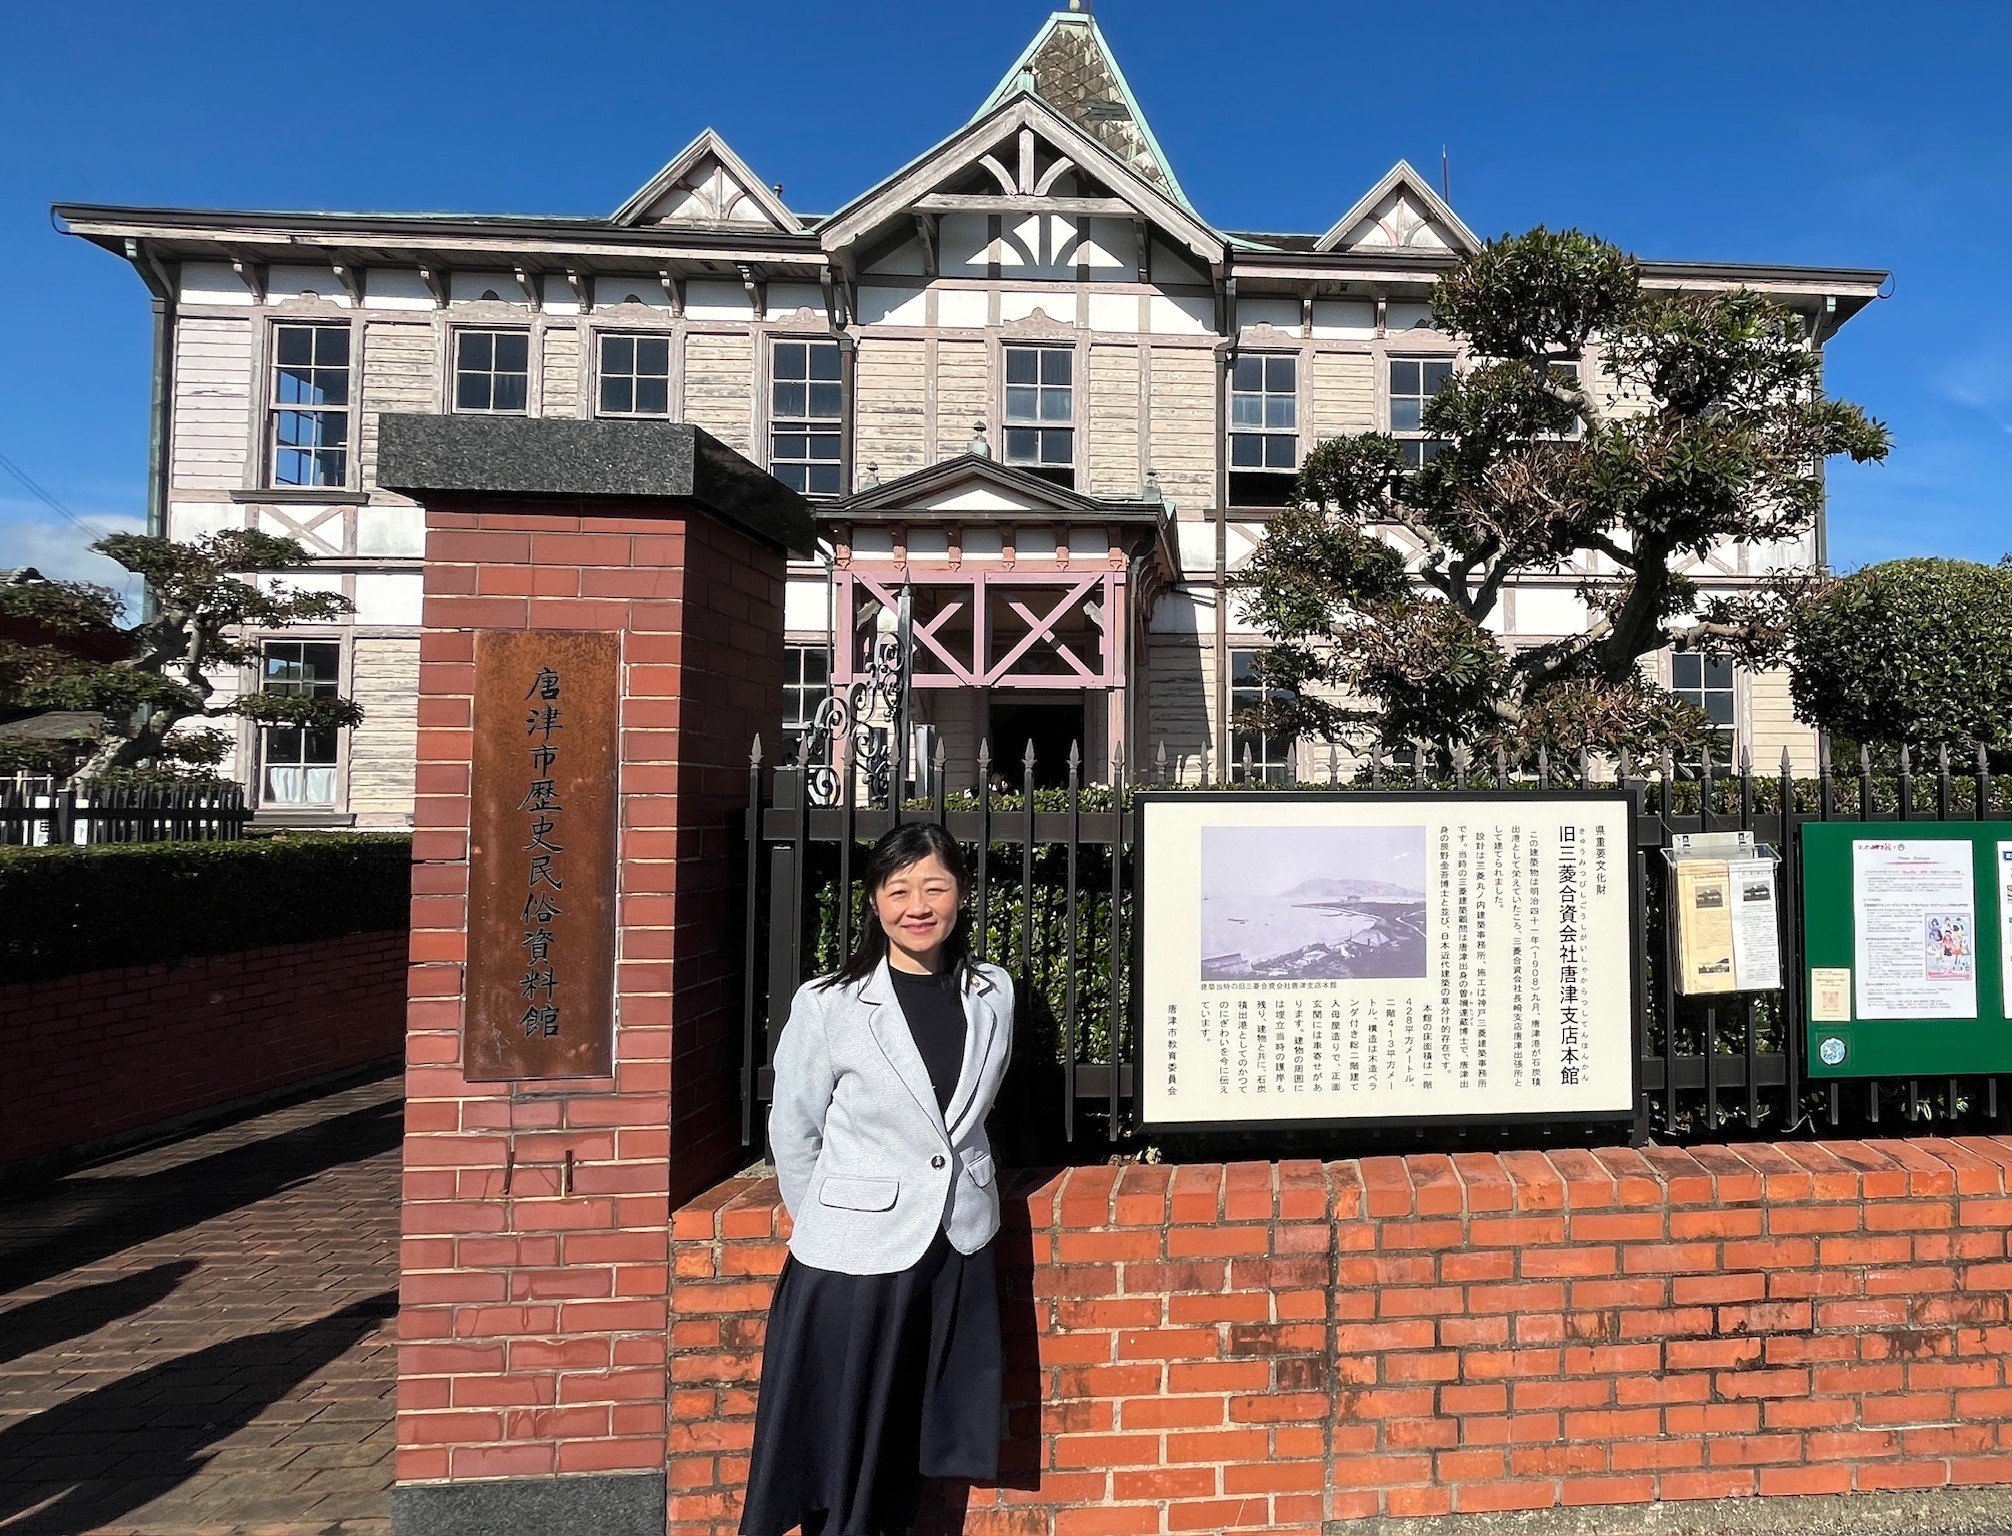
[862,959,951,1142]
[943,968,1001,1136]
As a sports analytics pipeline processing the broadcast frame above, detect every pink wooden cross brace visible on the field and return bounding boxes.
[857,577,980,683]
[989,576,1102,683]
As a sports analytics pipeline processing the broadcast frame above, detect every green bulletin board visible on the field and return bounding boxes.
[1801,821,2012,1078]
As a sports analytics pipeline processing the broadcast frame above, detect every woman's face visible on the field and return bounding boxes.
[874,852,961,972]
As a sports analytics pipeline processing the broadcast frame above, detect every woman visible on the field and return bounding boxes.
[741,823,1015,1536]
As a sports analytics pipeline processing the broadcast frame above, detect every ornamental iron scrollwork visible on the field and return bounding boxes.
[798,627,909,807]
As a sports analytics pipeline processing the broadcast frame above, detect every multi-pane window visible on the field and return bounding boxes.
[269,324,351,488]
[1229,355,1298,471]
[771,341,844,496]
[1230,649,1295,784]
[454,330,530,412]
[1390,357,1454,468]
[783,644,831,758]
[1672,652,1737,759]
[260,640,341,806]
[598,334,671,416]
[1003,346,1074,475]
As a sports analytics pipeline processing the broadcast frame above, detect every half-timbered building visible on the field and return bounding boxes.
[57,3,1885,825]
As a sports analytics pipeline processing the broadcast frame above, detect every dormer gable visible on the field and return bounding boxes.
[1315,161,1479,256]
[612,130,801,231]
[819,93,1221,274]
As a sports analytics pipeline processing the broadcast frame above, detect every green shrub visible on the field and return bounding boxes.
[1791,558,2012,756]
[0,833,411,983]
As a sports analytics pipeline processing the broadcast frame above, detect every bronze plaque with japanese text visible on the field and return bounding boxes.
[464,630,619,1080]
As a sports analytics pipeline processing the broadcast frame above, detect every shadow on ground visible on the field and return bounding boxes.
[0,1095,402,1295]
[0,1260,199,1368]
[0,1289,396,1535]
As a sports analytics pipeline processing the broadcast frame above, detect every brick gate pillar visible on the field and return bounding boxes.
[378,418,813,1536]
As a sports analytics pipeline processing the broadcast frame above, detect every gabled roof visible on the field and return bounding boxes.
[611,129,801,232]
[1315,160,1480,256]
[971,7,1194,215]
[839,453,1159,520]
[818,93,1222,270]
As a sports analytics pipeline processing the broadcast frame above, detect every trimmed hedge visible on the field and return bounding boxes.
[0,833,412,984]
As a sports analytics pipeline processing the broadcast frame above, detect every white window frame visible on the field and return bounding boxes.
[1670,650,1739,762]
[1389,355,1455,469]
[267,321,353,489]
[1229,353,1299,474]
[595,332,674,418]
[257,638,344,807]
[452,328,532,414]
[769,339,845,497]
[1229,647,1295,784]
[1001,344,1075,475]
[783,642,831,758]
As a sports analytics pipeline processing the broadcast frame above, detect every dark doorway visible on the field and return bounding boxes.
[987,697,1085,790]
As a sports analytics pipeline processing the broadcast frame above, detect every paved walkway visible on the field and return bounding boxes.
[0,1072,401,1536]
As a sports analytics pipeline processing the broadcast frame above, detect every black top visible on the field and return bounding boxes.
[888,966,967,1114]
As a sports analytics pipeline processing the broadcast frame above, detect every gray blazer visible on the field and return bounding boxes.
[767,957,1015,1275]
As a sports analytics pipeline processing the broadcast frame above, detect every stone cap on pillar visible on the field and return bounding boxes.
[376,414,817,557]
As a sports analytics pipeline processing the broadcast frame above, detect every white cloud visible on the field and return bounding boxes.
[0,503,146,607]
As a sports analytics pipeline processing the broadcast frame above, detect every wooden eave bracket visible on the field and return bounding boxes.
[512,264,543,310]
[414,257,449,308]
[565,267,592,313]
[328,255,366,307]
[659,268,686,317]
[738,263,766,321]
[912,213,938,281]
[122,237,178,302]
[221,245,267,303]
[819,271,845,330]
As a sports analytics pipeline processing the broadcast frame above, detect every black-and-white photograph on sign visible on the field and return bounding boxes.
[1201,824,1427,981]
[1137,792,1638,1130]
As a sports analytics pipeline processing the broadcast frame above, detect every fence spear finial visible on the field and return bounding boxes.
[750,733,763,767]
[1780,746,1793,779]
[1899,743,1912,776]
[1859,743,1872,777]
[1155,740,1168,784]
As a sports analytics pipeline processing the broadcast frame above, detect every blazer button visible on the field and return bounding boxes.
[931,1154,946,1169]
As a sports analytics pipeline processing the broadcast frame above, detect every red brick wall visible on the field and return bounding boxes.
[2,928,406,1170]
[670,1139,2012,1533]
[399,498,784,1488]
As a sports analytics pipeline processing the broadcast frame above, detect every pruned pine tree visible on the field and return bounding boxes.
[0,530,362,782]
[1233,228,1890,769]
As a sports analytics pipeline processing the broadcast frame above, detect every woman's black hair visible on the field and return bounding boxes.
[820,822,972,990]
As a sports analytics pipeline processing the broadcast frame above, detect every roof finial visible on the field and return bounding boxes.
[968,423,992,459]
[1069,0,1088,10]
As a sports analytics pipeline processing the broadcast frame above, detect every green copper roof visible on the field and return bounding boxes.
[972,8,1196,215]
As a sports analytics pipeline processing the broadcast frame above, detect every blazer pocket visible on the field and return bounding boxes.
[817,1175,899,1211]
[964,1151,996,1187]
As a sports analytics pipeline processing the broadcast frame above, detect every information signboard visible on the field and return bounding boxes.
[1134,791,1638,1130]
[1801,822,2012,1078]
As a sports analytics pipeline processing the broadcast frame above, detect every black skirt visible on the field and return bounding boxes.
[739,1228,1001,1536]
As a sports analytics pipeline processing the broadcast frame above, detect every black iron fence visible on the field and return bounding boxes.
[739,736,2012,1158]
[0,777,251,847]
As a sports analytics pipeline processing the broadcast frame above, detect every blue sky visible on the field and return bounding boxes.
[4,0,2008,589]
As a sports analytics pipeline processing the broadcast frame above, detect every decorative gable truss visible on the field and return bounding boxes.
[817,94,1223,285]
[1315,161,1479,256]
[612,129,802,231]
